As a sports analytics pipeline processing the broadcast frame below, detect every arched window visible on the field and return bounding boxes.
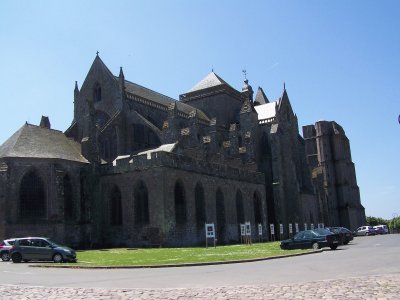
[195,182,206,228]
[131,123,161,151]
[93,83,101,102]
[63,175,73,220]
[216,188,225,242]
[254,191,262,225]
[99,126,117,162]
[20,169,46,218]
[174,180,186,225]
[134,181,149,225]
[238,136,243,147]
[236,190,245,224]
[110,185,122,225]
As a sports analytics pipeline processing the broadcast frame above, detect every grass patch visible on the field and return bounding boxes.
[66,242,312,267]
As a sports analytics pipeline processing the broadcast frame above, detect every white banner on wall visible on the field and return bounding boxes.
[240,224,245,236]
[245,222,251,236]
[270,224,275,235]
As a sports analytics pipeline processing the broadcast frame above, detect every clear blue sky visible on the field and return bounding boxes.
[0,1,399,220]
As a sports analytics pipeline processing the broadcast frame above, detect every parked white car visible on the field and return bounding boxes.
[373,225,389,234]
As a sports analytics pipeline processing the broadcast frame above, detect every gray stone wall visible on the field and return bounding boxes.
[99,163,266,247]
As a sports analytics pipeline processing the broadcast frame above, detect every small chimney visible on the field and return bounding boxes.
[40,116,51,129]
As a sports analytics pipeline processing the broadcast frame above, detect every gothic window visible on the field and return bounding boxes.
[94,110,110,129]
[174,180,186,225]
[19,169,46,218]
[110,185,122,225]
[93,83,101,102]
[236,190,245,224]
[216,188,226,242]
[195,182,206,228]
[253,191,262,224]
[80,170,87,223]
[131,123,161,151]
[238,136,243,147]
[63,175,74,220]
[134,181,149,225]
[99,126,117,162]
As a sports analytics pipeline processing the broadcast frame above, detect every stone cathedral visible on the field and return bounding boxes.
[0,55,366,248]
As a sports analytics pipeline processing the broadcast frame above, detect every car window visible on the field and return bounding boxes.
[8,240,15,245]
[40,240,52,248]
[304,231,313,239]
[19,239,32,246]
[31,239,42,247]
[294,232,304,240]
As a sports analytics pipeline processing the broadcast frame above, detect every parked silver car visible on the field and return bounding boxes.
[355,226,375,236]
[10,237,76,263]
[0,239,17,261]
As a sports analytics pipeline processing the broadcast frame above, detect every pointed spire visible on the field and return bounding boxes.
[118,66,125,91]
[74,81,79,98]
[255,87,269,105]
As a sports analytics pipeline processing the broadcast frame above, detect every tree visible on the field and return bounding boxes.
[366,216,389,226]
[389,217,400,232]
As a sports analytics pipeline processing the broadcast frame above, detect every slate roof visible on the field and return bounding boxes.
[0,123,88,163]
[121,78,210,122]
[255,87,269,104]
[186,72,231,93]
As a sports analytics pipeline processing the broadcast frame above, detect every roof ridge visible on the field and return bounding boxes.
[186,71,233,93]
[122,78,177,101]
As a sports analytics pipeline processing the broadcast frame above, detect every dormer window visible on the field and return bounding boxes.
[93,83,102,102]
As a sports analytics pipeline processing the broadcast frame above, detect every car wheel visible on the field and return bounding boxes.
[53,253,63,263]
[312,242,319,250]
[11,253,22,263]
[330,245,338,250]
[1,252,10,261]
[343,241,349,245]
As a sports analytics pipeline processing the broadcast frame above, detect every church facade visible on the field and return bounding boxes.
[0,55,365,248]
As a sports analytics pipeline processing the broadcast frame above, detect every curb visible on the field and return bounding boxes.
[30,249,322,269]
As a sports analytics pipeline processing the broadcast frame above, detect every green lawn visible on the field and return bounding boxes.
[66,242,312,267]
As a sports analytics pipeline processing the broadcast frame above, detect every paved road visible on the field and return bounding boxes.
[1,234,399,299]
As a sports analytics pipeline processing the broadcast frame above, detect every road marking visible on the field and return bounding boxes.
[2,271,34,275]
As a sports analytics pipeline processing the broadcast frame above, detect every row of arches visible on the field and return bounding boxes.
[108,180,264,233]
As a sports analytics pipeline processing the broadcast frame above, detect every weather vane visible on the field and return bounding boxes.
[242,69,247,80]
